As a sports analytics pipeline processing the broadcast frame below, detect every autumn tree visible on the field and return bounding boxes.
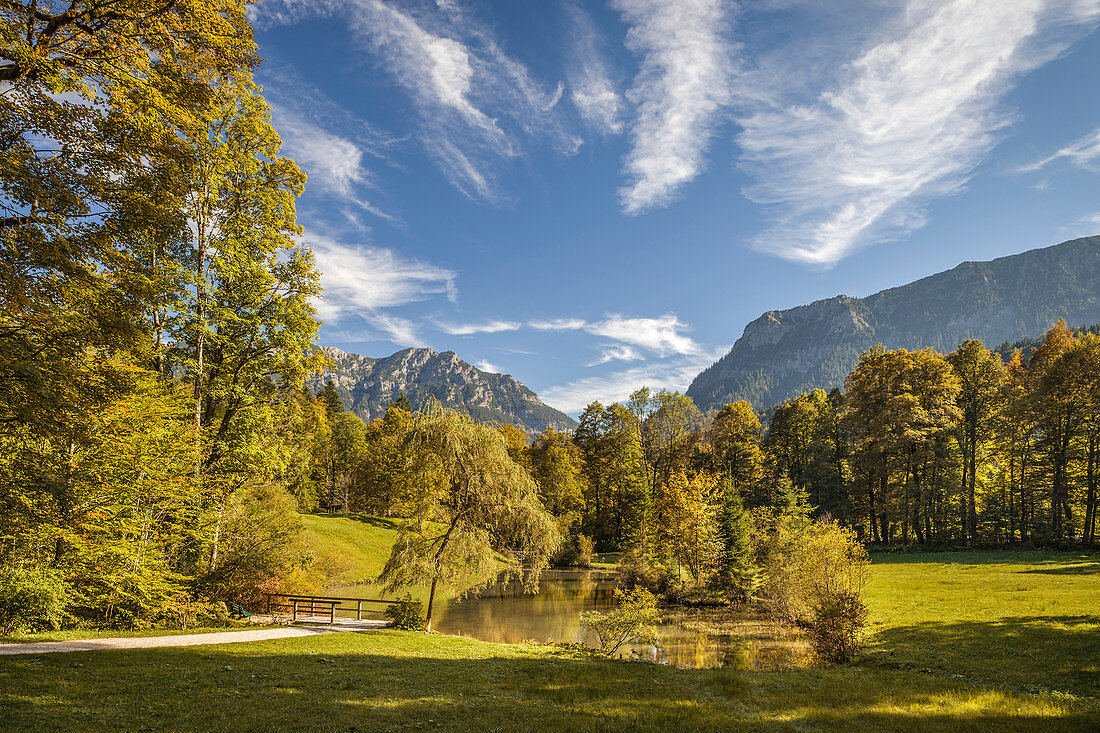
[707,401,763,500]
[843,347,961,543]
[379,405,560,630]
[947,339,1004,542]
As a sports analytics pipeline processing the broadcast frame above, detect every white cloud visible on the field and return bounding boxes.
[305,233,456,346]
[435,319,521,335]
[1023,126,1100,172]
[369,313,422,346]
[529,313,699,356]
[271,106,370,197]
[613,0,736,214]
[566,2,625,136]
[584,313,699,356]
[529,317,588,331]
[474,359,500,373]
[256,0,578,202]
[739,0,1100,267]
[1057,210,1100,239]
[587,344,643,366]
[540,346,727,414]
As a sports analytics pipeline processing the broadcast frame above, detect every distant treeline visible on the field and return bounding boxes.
[337,321,1099,553]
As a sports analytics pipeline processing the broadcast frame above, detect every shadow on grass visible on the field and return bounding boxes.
[313,513,403,531]
[869,550,1100,567]
[864,615,1100,698]
[1020,561,1100,576]
[2,632,1097,732]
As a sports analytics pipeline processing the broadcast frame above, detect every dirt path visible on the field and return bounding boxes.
[0,619,385,656]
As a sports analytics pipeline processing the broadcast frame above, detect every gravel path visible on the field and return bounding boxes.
[0,620,385,656]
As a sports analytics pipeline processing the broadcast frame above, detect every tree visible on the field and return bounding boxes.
[708,401,762,498]
[1030,322,1082,540]
[379,405,560,630]
[322,380,344,422]
[948,340,1004,542]
[715,480,758,603]
[843,347,960,543]
[579,587,660,656]
[529,428,586,519]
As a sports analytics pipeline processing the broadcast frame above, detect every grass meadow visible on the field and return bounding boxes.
[2,546,1097,731]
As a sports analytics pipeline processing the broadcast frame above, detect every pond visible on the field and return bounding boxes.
[335,569,811,670]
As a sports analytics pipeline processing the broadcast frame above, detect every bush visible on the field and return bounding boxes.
[574,535,596,568]
[579,587,661,656]
[0,566,69,635]
[384,593,425,630]
[808,590,868,663]
[757,516,868,626]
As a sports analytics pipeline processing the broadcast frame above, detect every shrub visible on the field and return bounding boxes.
[579,587,661,656]
[756,516,868,626]
[574,535,596,568]
[384,593,425,630]
[808,590,868,663]
[0,566,69,635]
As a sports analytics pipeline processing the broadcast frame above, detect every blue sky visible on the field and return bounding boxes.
[250,0,1100,415]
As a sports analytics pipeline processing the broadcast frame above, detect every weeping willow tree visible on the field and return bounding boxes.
[379,403,560,630]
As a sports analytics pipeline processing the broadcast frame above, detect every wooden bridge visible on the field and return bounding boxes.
[262,593,392,624]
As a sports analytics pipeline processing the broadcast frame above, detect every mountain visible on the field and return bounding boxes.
[311,346,577,433]
[687,236,1100,413]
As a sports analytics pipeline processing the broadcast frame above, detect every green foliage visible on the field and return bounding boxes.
[0,566,69,635]
[756,516,869,627]
[384,593,426,631]
[807,590,868,664]
[575,535,596,568]
[554,533,596,567]
[714,482,759,603]
[379,403,560,629]
[579,587,661,656]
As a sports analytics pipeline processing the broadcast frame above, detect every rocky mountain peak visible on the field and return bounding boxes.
[309,346,576,433]
[687,236,1100,413]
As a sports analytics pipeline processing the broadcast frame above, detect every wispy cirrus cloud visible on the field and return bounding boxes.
[587,344,643,366]
[531,313,700,356]
[1023,125,1100,172]
[434,319,521,335]
[305,232,456,345]
[739,0,1100,267]
[260,65,400,222]
[613,0,737,214]
[270,107,377,206]
[565,2,625,136]
[483,312,702,368]
[255,0,578,203]
[541,345,728,414]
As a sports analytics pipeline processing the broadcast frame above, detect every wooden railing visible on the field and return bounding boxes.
[262,593,391,623]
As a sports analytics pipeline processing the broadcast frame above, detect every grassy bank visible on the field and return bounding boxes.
[1,549,1096,731]
[301,513,403,583]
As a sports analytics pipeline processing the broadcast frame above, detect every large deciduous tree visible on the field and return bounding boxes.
[379,404,560,630]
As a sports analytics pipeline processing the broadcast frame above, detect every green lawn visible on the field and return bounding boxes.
[2,549,1096,732]
[861,551,1100,698]
[301,513,404,583]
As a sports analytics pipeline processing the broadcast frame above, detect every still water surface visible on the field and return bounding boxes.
[338,570,808,670]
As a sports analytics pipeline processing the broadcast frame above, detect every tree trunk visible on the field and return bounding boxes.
[193,197,208,480]
[967,423,978,543]
[424,577,438,632]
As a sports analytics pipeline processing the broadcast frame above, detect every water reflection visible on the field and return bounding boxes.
[335,569,810,670]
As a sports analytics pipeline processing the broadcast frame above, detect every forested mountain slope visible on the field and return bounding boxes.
[311,346,577,433]
[687,236,1100,412]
